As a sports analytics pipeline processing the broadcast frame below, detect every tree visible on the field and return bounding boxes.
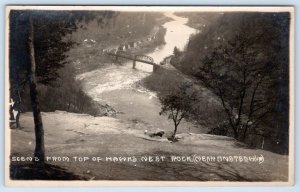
[27,15,45,162]
[9,10,111,163]
[173,46,180,57]
[197,41,273,140]
[159,83,197,140]
[195,13,290,144]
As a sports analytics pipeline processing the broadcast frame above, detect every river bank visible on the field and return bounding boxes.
[77,12,201,135]
[47,15,169,118]
[70,24,168,75]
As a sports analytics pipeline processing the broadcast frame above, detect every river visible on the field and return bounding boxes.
[78,13,200,134]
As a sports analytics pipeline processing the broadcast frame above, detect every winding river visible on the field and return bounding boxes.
[78,13,200,134]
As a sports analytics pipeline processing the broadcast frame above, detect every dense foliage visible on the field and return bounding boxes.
[10,10,163,114]
[9,10,106,105]
[171,12,290,154]
[68,12,166,73]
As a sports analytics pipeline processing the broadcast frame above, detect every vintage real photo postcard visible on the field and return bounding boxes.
[5,6,294,186]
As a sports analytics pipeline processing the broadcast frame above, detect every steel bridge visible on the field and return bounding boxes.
[105,50,160,71]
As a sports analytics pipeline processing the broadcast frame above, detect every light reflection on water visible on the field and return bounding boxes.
[81,12,196,95]
[134,12,196,72]
[80,12,199,133]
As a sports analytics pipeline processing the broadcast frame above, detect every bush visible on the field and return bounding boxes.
[20,63,109,117]
[142,66,227,132]
[208,121,230,136]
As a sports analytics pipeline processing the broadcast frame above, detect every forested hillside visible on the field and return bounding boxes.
[72,12,167,45]
[10,11,166,116]
[68,12,168,73]
[170,12,290,154]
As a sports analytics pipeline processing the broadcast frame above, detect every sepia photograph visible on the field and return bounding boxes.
[5,6,294,186]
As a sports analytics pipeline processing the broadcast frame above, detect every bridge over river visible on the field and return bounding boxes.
[78,12,197,135]
[105,50,161,72]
